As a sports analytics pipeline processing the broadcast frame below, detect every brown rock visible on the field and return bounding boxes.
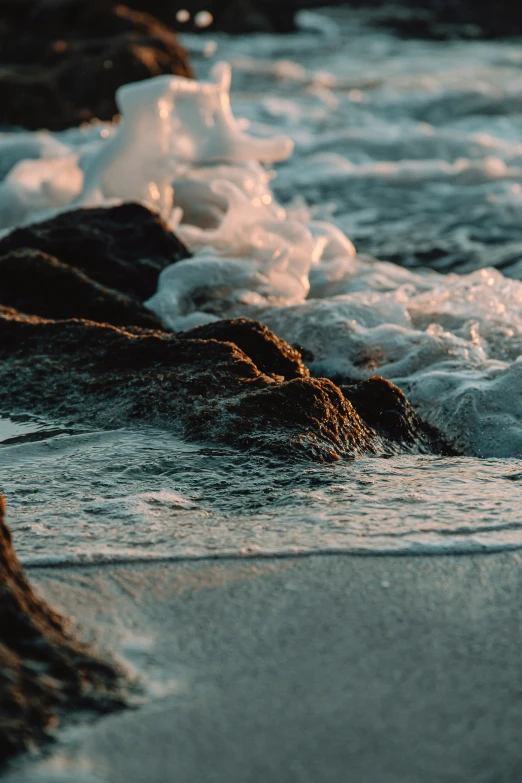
[0,248,162,327]
[0,495,127,766]
[0,308,454,460]
[0,204,454,459]
[0,0,192,130]
[0,203,190,302]
[182,318,309,380]
[340,375,455,454]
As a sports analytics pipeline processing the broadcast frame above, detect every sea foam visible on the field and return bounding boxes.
[2,30,522,458]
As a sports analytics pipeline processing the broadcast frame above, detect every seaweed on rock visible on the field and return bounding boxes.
[0,496,127,766]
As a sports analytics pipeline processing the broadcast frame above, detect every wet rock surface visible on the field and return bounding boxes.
[0,308,365,460]
[0,302,454,460]
[0,248,162,327]
[182,319,309,381]
[0,0,192,130]
[0,495,127,767]
[340,376,454,454]
[0,203,190,303]
[0,205,454,460]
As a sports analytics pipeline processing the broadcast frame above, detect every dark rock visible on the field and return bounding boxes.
[229,375,376,459]
[340,376,456,455]
[0,248,162,327]
[0,203,190,302]
[0,205,453,459]
[182,318,309,380]
[0,495,127,766]
[0,308,454,461]
[328,0,522,40]
[115,0,296,34]
[0,0,192,130]
[292,343,315,363]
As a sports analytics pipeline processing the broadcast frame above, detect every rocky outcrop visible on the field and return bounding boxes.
[0,0,192,130]
[340,376,452,454]
[0,203,190,304]
[182,319,309,381]
[0,495,127,766]
[0,249,162,328]
[0,201,455,460]
[0,306,455,460]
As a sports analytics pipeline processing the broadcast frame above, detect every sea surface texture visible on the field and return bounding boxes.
[2,7,522,561]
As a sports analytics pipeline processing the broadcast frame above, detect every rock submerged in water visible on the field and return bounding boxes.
[0,495,127,766]
[0,0,192,130]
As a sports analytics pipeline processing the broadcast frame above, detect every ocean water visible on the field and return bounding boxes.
[2,7,522,560]
[3,419,522,563]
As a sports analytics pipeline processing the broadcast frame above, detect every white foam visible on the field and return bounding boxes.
[0,62,293,229]
[2,20,522,457]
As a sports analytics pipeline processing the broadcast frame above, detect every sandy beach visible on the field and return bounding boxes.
[4,551,521,782]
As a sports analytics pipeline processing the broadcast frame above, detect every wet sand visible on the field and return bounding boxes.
[8,552,522,782]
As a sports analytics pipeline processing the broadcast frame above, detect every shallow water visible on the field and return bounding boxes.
[2,8,522,559]
[1,418,522,563]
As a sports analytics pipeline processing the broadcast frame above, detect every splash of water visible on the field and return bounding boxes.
[2,41,522,457]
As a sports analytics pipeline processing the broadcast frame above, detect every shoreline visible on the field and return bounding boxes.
[20,539,522,569]
[5,550,522,782]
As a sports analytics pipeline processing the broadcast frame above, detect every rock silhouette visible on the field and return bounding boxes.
[0,248,162,327]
